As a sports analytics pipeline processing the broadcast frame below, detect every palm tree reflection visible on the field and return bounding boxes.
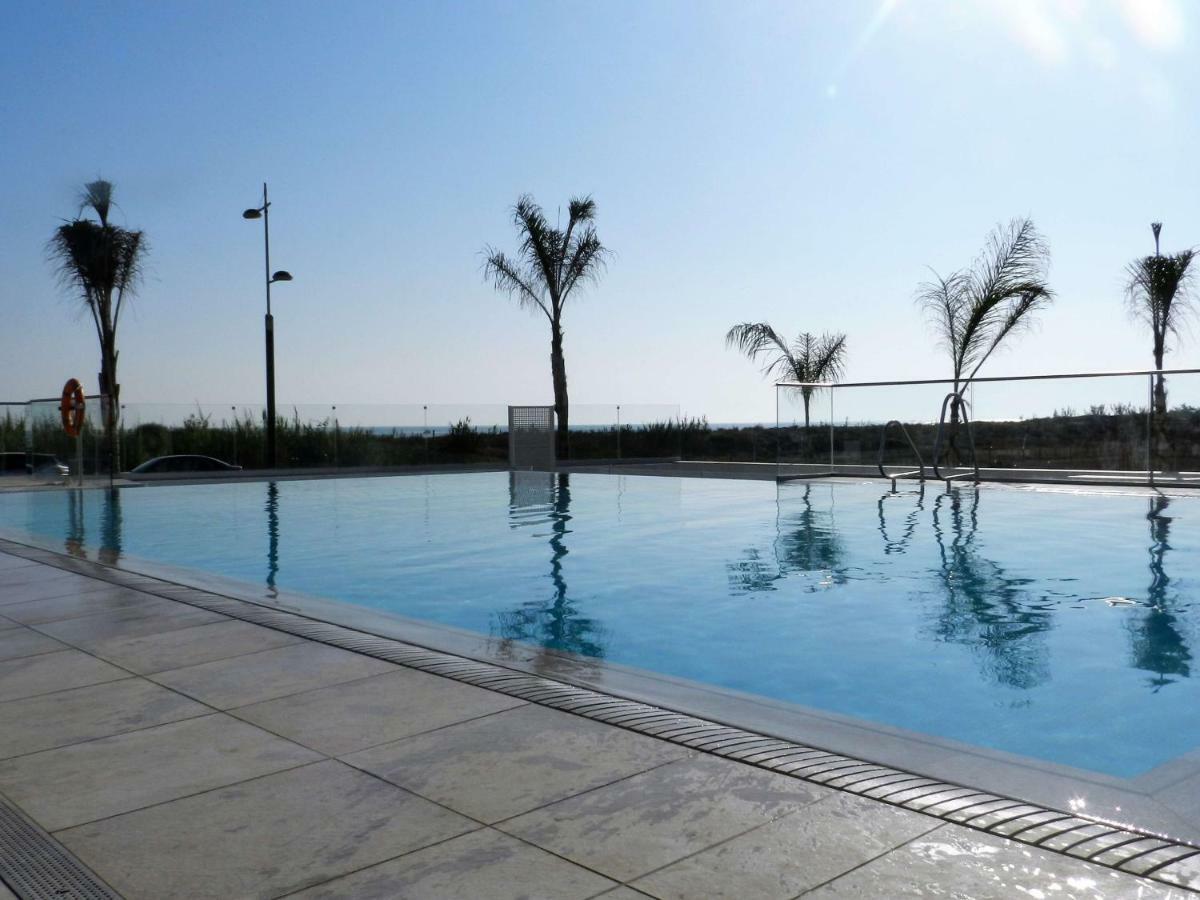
[727,483,846,593]
[64,489,86,558]
[1127,495,1190,688]
[97,488,123,565]
[928,489,1050,690]
[496,472,606,659]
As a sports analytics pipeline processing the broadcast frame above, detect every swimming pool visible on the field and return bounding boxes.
[1,472,1197,779]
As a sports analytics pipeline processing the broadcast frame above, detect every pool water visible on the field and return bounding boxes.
[1,472,1197,778]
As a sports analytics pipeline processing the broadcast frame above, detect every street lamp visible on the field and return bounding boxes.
[242,183,292,468]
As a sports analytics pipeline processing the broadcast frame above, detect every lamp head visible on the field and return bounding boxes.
[271,270,293,283]
[242,208,262,220]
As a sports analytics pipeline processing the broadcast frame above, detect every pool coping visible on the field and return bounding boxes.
[2,537,1199,893]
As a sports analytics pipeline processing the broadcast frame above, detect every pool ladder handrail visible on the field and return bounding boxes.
[931,391,980,486]
[876,420,927,490]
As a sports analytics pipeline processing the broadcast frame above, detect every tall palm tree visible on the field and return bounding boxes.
[484,195,608,457]
[1126,222,1195,417]
[48,180,147,469]
[725,324,847,427]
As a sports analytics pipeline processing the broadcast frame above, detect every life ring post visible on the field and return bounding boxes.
[60,379,86,485]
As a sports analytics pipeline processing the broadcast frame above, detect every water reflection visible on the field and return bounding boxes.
[1127,494,1191,688]
[265,481,280,595]
[64,489,86,558]
[496,472,606,660]
[98,488,123,565]
[727,483,847,593]
[927,489,1050,691]
[877,484,925,555]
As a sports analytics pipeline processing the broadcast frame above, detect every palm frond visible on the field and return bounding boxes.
[483,248,550,319]
[486,194,607,320]
[726,322,797,379]
[82,179,113,226]
[917,218,1053,386]
[560,227,608,301]
[513,195,561,296]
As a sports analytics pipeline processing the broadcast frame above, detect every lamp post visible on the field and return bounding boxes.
[243,184,292,468]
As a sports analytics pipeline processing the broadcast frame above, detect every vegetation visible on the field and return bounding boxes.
[48,180,148,469]
[484,195,608,458]
[725,324,848,427]
[1126,222,1195,417]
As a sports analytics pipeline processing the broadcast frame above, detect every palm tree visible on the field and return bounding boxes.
[48,180,147,470]
[725,324,847,427]
[484,195,608,457]
[916,218,1052,451]
[1126,222,1195,418]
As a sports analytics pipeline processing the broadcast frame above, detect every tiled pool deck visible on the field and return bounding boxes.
[1,547,1198,898]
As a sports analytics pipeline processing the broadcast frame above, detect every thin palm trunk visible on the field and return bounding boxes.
[550,323,569,457]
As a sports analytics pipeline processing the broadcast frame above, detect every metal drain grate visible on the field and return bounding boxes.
[3,539,1200,894]
[0,796,118,900]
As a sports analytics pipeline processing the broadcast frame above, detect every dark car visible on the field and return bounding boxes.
[130,455,243,474]
[0,452,69,477]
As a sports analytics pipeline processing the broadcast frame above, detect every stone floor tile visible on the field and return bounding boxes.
[57,760,475,900]
[632,791,939,900]
[1153,851,1200,891]
[0,649,128,702]
[0,713,320,830]
[288,827,617,900]
[802,823,1183,899]
[346,703,689,823]
[0,585,169,625]
[34,603,227,646]
[0,677,209,760]
[233,667,525,756]
[593,890,657,900]
[499,754,831,882]
[150,641,397,709]
[0,627,66,661]
[86,618,303,674]
[0,573,118,606]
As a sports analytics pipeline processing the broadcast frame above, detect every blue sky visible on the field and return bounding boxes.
[3,0,1198,424]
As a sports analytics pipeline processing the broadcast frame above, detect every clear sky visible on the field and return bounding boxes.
[3,0,1199,425]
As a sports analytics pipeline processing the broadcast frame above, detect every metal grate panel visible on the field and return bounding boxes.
[0,796,119,899]
[508,405,555,468]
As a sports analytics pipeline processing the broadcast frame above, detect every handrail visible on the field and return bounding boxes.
[876,420,926,484]
[776,367,1200,390]
[931,391,979,483]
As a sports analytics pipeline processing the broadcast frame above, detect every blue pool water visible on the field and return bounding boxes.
[1,472,1197,778]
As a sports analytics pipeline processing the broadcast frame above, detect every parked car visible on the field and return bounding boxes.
[0,452,69,477]
[130,455,243,474]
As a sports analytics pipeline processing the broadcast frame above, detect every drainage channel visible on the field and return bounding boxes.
[3,539,1199,896]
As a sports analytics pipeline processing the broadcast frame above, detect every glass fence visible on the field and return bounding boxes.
[4,400,682,477]
[776,369,1200,484]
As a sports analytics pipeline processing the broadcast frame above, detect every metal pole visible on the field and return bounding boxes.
[263,183,276,469]
[616,405,621,459]
[829,388,834,472]
[1147,373,1154,485]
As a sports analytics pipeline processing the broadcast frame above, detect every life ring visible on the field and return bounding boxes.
[60,379,85,437]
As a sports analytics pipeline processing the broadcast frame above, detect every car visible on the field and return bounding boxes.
[0,452,69,478]
[129,455,243,474]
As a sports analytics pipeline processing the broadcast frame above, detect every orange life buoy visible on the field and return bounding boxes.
[60,379,85,437]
